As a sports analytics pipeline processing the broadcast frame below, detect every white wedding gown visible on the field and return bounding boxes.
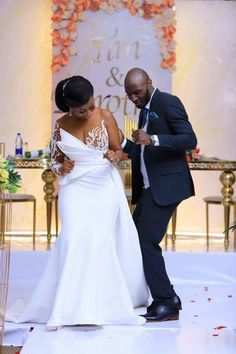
[9,120,149,327]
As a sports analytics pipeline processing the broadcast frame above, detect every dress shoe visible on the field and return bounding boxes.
[143,296,182,322]
[147,295,182,312]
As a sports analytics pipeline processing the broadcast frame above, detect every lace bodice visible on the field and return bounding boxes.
[51,120,109,174]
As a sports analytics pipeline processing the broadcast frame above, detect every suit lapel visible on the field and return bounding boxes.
[149,88,161,112]
[138,110,143,129]
[147,89,162,134]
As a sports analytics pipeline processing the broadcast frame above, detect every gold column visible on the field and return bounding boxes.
[124,116,137,214]
[42,169,57,243]
[220,171,236,249]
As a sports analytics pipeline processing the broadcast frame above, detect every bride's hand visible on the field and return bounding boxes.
[60,160,75,175]
[104,150,122,163]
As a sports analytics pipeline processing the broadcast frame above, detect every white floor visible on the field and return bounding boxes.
[4,251,236,354]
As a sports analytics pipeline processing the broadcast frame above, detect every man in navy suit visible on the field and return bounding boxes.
[121,68,197,321]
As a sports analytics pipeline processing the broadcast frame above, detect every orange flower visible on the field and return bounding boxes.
[161,52,176,68]
[144,3,163,15]
[61,56,69,66]
[52,13,62,23]
[71,12,78,21]
[61,48,69,56]
[156,6,163,14]
[58,3,66,12]
[83,0,91,10]
[52,56,61,65]
[53,37,62,46]
[62,38,72,46]
[67,22,76,32]
[124,0,136,16]
[52,30,60,39]
[75,5,84,13]
[90,2,100,12]
[163,26,176,41]
[124,0,133,7]
[129,6,137,16]
[163,0,175,8]
[143,12,152,20]
[52,63,62,73]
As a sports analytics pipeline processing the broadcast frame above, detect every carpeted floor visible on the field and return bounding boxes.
[0,347,21,354]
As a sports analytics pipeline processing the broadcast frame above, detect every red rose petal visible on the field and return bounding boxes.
[190,300,196,302]
[207,297,212,301]
[212,333,219,336]
[228,295,232,298]
[215,325,227,330]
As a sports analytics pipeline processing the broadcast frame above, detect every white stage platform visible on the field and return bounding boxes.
[4,250,236,354]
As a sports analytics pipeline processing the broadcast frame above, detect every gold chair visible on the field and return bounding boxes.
[164,208,177,245]
[204,196,236,246]
[0,194,36,242]
[170,208,177,243]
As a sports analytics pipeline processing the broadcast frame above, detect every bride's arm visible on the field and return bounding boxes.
[102,109,127,162]
[51,122,74,175]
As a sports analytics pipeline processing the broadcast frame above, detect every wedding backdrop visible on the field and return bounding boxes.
[0,0,236,235]
[1,1,236,353]
[52,6,173,128]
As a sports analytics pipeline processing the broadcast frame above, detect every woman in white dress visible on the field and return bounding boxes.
[17,76,149,328]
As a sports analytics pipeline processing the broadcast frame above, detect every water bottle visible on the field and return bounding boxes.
[15,133,23,158]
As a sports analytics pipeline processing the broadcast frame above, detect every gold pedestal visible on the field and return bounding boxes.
[220,171,236,249]
[42,169,57,243]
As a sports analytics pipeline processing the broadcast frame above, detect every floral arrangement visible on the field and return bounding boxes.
[51,0,176,73]
[0,156,21,194]
[186,147,200,162]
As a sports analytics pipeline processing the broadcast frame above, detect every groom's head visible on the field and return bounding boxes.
[124,68,154,109]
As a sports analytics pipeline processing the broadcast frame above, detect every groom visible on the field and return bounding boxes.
[120,68,197,321]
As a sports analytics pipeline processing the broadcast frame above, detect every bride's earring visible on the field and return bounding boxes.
[69,109,72,117]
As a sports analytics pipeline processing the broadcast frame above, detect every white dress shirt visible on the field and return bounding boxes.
[122,88,159,189]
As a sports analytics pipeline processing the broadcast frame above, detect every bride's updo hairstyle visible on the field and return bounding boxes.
[55,75,94,112]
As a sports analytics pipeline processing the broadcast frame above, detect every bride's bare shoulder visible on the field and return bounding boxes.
[100,108,116,123]
[56,114,69,129]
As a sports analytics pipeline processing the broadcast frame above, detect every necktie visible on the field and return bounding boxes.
[140,107,149,128]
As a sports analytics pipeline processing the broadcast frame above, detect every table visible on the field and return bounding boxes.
[13,158,236,247]
[13,157,55,243]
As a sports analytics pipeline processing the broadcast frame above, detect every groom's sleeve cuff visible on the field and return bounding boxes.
[121,138,127,149]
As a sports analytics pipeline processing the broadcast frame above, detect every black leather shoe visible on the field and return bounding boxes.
[147,295,182,312]
[143,296,182,322]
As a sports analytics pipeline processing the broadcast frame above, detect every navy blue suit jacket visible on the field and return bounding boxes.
[123,89,197,206]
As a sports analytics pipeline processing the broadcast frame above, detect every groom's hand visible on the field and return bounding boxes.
[132,129,151,145]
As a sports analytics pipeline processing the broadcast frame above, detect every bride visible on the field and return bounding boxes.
[14,75,149,328]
